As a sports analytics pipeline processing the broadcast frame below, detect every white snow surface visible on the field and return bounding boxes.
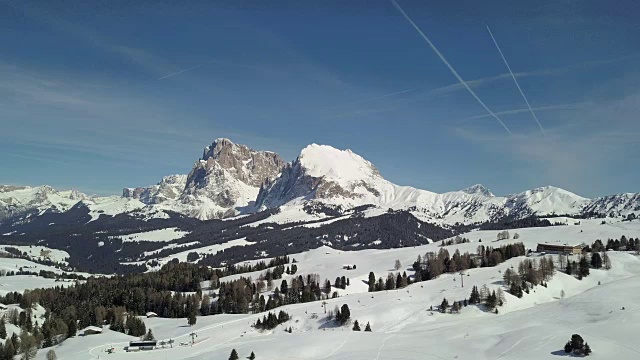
[0,245,69,263]
[117,227,189,243]
[30,219,640,360]
[299,144,381,184]
[84,196,146,221]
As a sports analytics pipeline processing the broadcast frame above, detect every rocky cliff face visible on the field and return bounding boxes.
[123,174,187,205]
[197,138,285,187]
[122,138,286,219]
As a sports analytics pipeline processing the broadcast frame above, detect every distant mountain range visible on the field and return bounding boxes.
[2,138,639,274]
[2,138,639,227]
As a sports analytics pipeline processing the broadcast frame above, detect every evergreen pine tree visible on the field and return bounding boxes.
[440,298,449,313]
[188,310,197,326]
[229,348,239,360]
[0,316,6,339]
[579,256,590,278]
[570,334,584,353]
[352,320,361,331]
[249,351,256,360]
[364,322,372,332]
[368,272,376,292]
[4,338,15,359]
[564,341,572,353]
[583,342,591,356]
[67,318,77,338]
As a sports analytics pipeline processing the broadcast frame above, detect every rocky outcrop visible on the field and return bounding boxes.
[122,138,286,219]
[123,174,187,205]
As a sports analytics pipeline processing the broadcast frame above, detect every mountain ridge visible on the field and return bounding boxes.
[2,139,639,225]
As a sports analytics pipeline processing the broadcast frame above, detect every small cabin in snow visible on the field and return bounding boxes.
[82,326,103,336]
[146,311,158,318]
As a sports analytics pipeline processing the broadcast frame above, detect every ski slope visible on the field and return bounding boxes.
[28,219,640,359]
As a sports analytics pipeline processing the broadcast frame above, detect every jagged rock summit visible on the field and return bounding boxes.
[123,138,286,219]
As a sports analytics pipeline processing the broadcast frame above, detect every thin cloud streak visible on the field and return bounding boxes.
[6,153,74,165]
[429,53,640,96]
[322,88,416,114]
[486,25,546,137]
[459,102,591,122]
[390,0,512,135]
[158,64,205,80]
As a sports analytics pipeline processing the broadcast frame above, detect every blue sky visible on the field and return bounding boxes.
[1,0,639,197]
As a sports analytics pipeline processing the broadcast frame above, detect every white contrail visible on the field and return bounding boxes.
[390,0,512,135]
[372,88,416,99]
[158,64,204,80]
[486,25,546,137]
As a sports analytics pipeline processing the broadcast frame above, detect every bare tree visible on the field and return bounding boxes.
[394,259,402,271]
[602,252,611,270]
[46,350,57,360]
[20,330,38,360]
[560,289,565,300]
[559,254,567,271]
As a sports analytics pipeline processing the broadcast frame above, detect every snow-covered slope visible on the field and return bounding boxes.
[584,192,640,217]
[33,220,640,360]
[0,185,88,219]
[255,144,595,224]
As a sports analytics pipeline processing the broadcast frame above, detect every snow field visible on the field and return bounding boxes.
[31,219,640,359]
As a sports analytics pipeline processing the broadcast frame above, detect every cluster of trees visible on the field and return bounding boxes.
[411,243,527,282]
[468,285,506,310]
[0,329,41,360]
[591,237,640,253]
[208,256,292,284]
[367,271,410,292]
[440,236,470,247]
[334,304,351,325]
[108,309,147,336]
[503,257,555,297]
[438,285,506,315]
[564,334,591,356]
[333,276,350,290]
[0,307,65,359]
[229,349,255,360]
[351,320,372,331]
[215,272,342,316]
[254,311,290,330]
[479,216,553,231]
[564,256,592,280]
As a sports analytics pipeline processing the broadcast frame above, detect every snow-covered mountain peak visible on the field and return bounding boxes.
[461,184,494,197]
[298,144,381,183]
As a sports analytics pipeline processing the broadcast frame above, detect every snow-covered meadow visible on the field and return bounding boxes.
[17,219,638,359]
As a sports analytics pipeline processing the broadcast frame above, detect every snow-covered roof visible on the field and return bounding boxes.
[82,326,103,333]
